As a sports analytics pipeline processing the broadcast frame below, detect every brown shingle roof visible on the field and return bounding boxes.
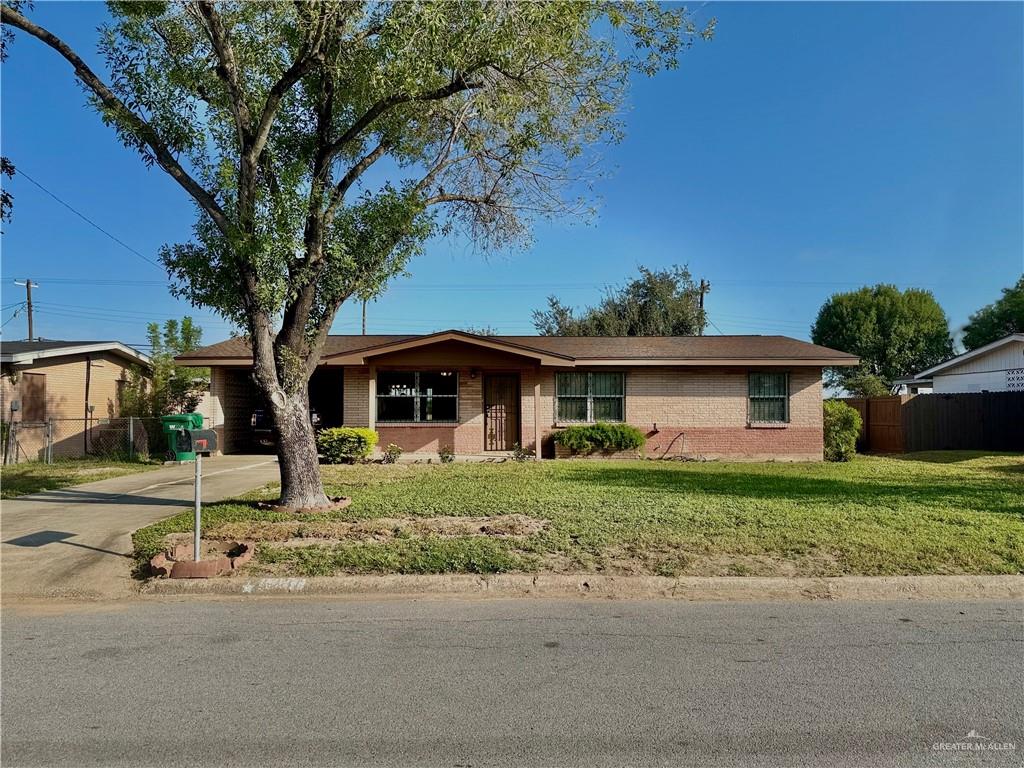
[177,331,857,364]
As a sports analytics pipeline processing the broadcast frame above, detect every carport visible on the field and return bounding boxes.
[208,367,343,453]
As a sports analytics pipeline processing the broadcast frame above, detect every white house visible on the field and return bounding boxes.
[914,334,1024,394]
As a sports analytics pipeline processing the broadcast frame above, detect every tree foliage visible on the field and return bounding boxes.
[842,371,891,398]
[533,265,706,336]
[811,284,954,391]
[2,1,712,505]
[962,276,1024,351]
[121,317,207,416]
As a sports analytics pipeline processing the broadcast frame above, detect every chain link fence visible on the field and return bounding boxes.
[1,416,208,465]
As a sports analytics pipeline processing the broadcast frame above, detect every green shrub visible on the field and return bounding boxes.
[316,427,379,463]
[553,422,646,455]
[381,443,403,464]
[511,442,534,462]
[438,444,455,463]
[823,400,862,462]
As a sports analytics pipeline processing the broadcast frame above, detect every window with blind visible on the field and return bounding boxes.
[748,372,789,423]
[376,371,458,423]
[555,372,625,422]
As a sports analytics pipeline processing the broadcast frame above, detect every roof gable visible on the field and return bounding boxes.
[916,334,1024,379]
[324,330,575,366]
[0,340,151,367]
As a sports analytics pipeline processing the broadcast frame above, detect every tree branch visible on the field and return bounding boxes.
[1,5,232,237]
[324,71,486,163]
[323,140,391,221]
[246,6,335,163]
[196,1,252,142]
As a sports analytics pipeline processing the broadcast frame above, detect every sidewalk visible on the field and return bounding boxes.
[1,455,279,600]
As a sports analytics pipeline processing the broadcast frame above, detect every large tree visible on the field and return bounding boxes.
[811,284,954,393]
[962,276,1024,351]
[2,1,712,507]
[533,264,706,336]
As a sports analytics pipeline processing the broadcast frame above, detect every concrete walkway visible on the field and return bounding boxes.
[1,455,279,600]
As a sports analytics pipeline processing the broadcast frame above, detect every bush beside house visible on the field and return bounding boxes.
[823,400,861,462]
[553,422,646,457]
[317,428,379,463]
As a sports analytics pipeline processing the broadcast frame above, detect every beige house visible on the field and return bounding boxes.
[1,340,151,459]
[179,331,858,461]
[913,334,1024,394]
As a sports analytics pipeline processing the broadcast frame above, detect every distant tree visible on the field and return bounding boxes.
[122,317,207,416]
[533,265,707,336]
[811,285,954,391]
[842,371,891,398]
[962,276,1024,351]
[461,325,498,337]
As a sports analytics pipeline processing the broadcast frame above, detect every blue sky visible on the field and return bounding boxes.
[2,1,1022,350]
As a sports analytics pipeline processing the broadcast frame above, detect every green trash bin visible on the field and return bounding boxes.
[161,413,205,461]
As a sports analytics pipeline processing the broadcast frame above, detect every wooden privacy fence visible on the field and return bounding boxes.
[839,392,1024,453]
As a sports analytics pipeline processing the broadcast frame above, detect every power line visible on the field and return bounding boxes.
[13,168,164,269]
[1,305,26,329]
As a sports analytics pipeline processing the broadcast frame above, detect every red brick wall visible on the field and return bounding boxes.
[538,367,823,461]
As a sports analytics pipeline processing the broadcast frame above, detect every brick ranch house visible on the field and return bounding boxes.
[177,331,858,461]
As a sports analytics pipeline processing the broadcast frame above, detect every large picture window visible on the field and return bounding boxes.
[748,372,789,423]
[556,372,625,422]
[377,371,458,423]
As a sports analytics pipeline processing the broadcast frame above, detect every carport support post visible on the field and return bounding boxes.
[193,453,202,562]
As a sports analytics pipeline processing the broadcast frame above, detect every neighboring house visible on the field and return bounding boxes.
[912,334,1024,394]
[1,340,152,459]
[178,331,857,461]
[891,377,933,396]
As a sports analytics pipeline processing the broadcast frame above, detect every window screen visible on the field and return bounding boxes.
[556,372,624,422]
[748,372,789,423]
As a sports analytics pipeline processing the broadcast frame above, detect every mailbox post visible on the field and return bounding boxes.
[176,429,218,561]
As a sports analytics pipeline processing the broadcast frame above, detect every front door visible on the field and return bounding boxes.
[484,374,520,451]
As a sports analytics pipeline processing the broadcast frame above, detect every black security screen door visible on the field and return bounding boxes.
[484,374,519,451]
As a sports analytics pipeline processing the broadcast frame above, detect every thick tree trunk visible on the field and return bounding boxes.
[272,388,331,509]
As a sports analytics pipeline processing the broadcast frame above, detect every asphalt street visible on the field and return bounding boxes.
[2,597,1021,767]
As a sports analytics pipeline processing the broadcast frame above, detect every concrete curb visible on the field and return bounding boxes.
[139,573,1024,601]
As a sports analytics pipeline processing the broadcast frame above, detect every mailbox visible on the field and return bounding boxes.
[175,428,218,456]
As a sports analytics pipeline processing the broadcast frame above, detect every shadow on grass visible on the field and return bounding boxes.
[882,451,1024,465]
[558,465,1023,519]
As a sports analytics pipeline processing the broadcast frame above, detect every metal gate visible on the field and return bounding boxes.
[484,374,520,451]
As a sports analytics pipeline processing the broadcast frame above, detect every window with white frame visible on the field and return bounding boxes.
[748,372,789,423]
[376,371,458,423]
[555,372,625,422]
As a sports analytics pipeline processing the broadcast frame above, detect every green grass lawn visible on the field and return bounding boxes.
[133,452,1024,578]
[1,458,162,499]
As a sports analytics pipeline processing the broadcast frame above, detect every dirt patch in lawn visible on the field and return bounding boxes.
[197,514,548,545]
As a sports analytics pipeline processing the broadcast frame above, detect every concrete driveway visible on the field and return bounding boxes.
[1,455,279,600]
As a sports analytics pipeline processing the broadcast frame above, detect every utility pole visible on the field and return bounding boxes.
[13,280,36,341]
[361,298,367,335]
[697,279,710,336]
